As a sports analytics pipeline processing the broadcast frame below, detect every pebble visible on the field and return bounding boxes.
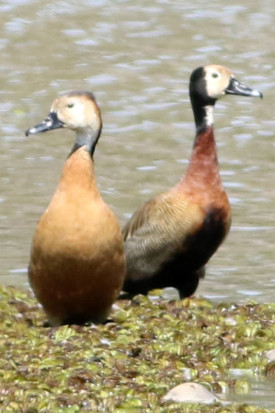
[266,349,275,361]
[163,382,219,404]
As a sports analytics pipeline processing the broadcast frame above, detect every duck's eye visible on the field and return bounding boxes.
[212,72,219,78]
[67,103,74,108]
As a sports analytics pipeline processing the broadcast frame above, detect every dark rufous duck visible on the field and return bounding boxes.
[26,91,126,326]
[123,65,262,298]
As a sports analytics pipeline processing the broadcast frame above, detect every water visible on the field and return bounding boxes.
[228,373,275,410]
[1,1,274,297]
[0,0,275,407]
[1,0,274,300]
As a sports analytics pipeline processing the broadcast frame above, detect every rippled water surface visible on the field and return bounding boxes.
[1,0,275,407]
[0,1,274,300]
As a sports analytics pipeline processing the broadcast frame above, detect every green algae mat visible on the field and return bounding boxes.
[0,285,274,412]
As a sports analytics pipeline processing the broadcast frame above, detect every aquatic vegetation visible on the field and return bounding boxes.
[0,285,274,412]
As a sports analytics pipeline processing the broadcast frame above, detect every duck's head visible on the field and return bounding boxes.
[189,65,262,131]
[190,64,262,106]
[25,91,102,155]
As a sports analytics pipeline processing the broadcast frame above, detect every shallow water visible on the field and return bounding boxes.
[228,374,275,410]
[0,1,274,303]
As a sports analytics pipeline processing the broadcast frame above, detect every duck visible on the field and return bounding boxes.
[25,91,126,326]
[122,65,262,299]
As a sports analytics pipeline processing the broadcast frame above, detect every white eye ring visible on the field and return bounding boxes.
[211,72,219,79]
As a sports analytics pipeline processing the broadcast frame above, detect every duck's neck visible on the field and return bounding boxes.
[59,147,100,195]
[69,126,102,158]
[193,104,214,135]
[178,104,222,190]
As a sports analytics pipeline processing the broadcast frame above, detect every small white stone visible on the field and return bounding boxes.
[266,349,275,361]
[163,382,219,404]
[224,316,237,326]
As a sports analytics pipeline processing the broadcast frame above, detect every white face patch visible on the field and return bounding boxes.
[64,100,86,127]
[205,65,232,99]
[60,97,100,132]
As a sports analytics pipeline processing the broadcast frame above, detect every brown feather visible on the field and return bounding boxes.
[29,148,126,325]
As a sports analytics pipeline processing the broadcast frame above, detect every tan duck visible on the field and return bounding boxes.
[123,65,262,298]
[26,91,126,326]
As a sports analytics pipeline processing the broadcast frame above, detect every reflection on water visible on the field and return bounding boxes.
[0,1,274,303]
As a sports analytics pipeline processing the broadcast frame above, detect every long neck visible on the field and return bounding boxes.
[59,147,100,197]
[69,125,102,158]
[192,97,215,135]
[178,127,222,192]
[176,82,224,192]
[178,96,223,191]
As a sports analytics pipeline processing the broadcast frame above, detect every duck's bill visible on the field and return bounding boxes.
[25,112,64,136]
[225,77,263,98]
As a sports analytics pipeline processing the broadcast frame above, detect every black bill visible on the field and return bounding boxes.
[25,112,64,136]
[225,77,263,98]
